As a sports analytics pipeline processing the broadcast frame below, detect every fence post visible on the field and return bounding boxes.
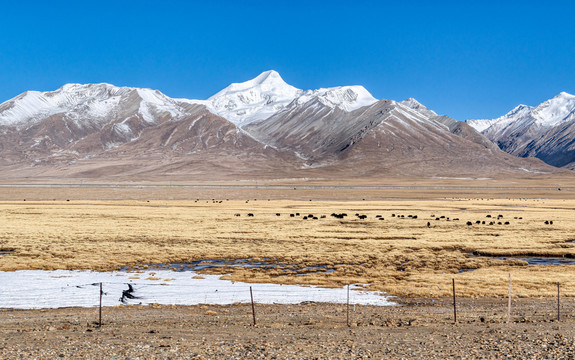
[98,282,103,327]
[347,284,350,327]
[250,286,256,326]
[452,278,457,324]
[507,273,511,324]
[557,283,561,321]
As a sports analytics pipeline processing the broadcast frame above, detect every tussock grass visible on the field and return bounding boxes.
[0,198,574,297]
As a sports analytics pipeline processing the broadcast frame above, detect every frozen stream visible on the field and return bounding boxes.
[0,269,395,309]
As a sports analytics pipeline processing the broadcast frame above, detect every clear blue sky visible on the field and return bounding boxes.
[1,0,574,120]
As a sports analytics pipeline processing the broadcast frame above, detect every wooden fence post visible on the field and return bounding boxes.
[250,286,256,326]
[98,282,103,327]
[557,283,561,321]
[507,273,511,324]
[452,278,457,324]
[347,284,350,327]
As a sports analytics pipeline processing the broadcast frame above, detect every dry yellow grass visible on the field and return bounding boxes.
[0,197,574,298]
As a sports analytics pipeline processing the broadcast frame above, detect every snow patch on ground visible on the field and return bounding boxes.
[518,168,547,174]
[0,269,394,309]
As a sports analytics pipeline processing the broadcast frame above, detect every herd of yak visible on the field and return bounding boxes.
[230,211,555,227]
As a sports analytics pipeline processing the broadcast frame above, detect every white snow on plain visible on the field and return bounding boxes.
[0,269,395,309]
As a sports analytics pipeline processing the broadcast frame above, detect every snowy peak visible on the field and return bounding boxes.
[0,83,190,129]
[555,91,575,99]
[467,104,535,132]
[465,91,575,168]
[532,91,575,126]
[213,70,296,96]
[467,92,575,133]
[201,70,378,126]
[235,70,286,88]
[504,104,533,118]
[57,82,129,96]
[400,97,438,118]
[201,70,300,126]
[295,85,377,112]
[0,75,563,178]
[0,71,380,130]
[0,83,126,127]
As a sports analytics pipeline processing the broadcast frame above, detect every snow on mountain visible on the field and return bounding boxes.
[0,71,378,131]
[133,87,188,122]
[0,83,187,129]
[195,70,300,126]
[399,97,438,118]
[465,119,494,133]
[466,92,575,134]
[0,73,562,179]
[198,70,378,126]
[293,85,377,112]
[465,92,575,168]
[531,92,575,126]
[466,104,534,133]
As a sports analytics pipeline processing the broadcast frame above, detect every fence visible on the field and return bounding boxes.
[1,275,574,329]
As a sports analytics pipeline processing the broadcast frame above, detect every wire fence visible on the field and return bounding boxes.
[2,275,575,329]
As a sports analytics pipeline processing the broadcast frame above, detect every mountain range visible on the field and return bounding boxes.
[466,92,575,169]
[0,71,568,181]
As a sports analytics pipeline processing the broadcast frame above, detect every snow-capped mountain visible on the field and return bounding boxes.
[466,92,575,167]
[0,83,201,152]
[0,71,561,180]
[0,83,188,128]
[400,97,438,118]
[196,70,378,126]
[466,104,534,133]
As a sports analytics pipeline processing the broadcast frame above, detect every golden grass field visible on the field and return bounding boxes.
[1,183,574,298]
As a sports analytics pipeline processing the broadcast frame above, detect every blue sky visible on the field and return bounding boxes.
[1,0,574,120]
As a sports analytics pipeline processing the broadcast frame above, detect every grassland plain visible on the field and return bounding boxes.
[1,184,574,298]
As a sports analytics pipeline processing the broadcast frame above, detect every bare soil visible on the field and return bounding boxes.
[2,298,575,359]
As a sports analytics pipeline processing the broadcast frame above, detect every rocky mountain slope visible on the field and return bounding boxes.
[0,72,562,180]
[466,92,575,168]
[0,82,300,179]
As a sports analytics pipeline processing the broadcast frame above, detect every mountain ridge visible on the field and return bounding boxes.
[194,70,378,126]
[0,71,566,180]
[466,92,575,168]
